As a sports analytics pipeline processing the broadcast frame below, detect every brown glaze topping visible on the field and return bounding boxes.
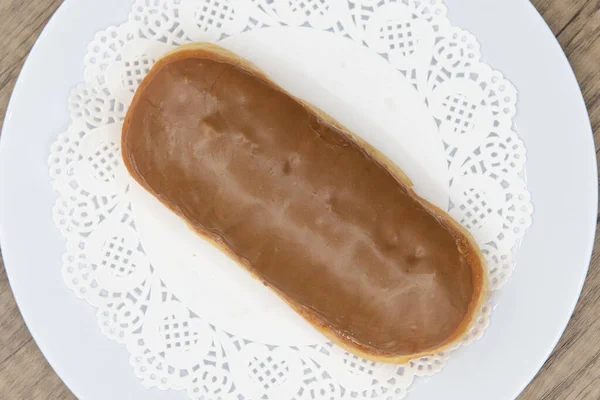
[123,54,477,356]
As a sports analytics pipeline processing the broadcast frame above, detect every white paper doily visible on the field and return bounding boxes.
[48,0,533,399]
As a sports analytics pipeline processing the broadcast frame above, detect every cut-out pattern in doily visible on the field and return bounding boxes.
[49,0,533,398]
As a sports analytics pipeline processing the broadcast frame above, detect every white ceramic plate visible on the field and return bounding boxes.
[0,0,596,399]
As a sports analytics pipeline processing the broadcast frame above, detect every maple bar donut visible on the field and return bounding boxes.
[122,43,487,363]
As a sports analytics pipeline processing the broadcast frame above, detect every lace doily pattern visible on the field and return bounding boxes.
[49,0,533,398]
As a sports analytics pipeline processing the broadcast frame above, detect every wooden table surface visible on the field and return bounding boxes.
[0,0,598,398]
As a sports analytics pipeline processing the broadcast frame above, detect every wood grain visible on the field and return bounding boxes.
[0,0,598,398]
